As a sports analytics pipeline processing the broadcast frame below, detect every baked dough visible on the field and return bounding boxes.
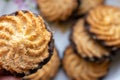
[37,0,78,21]
[24,48,60,80]
[0,10,54,75]
[70,19,109,61]
[63,46,110,80]
[87,5,120,47]
[77,0,104,15]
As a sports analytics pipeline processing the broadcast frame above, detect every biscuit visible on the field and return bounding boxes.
[70,19,110,61]
[77,0,104,16]
[37,0,78,21]
[0,10,54,76]
[87,5,120,48]
[24,48,60,80]
[63,46,110,80]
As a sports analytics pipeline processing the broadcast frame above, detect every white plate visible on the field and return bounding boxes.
[0,0,120,80]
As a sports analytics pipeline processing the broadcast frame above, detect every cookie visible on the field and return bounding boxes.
[87,5,120,48]
[0,10,54,76]
[37,0,78,21]
[23,48,60,80]
[77,0,104,16]
[63,46,110,80]
[70,19,110,61]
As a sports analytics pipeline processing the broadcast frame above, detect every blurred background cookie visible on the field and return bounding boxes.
[76,0,104,16]
[0,10,54,76]
[87,5,120,49]
[63,46,110,80]
[70,19,110,61]
[24,48,60,80]
[37,0,79,21]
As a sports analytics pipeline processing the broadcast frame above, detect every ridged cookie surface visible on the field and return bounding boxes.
[24,48,60,80]
[87,5,120,47]
[37,0,78,21]
[0,10,53,75]
[63,46,110,80]
[71,19,109,61]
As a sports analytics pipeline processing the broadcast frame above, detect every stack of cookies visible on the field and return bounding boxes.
[63,19,111,80]
[0,10,60,80]
[36,0,119,79]
[62,4,120,80]
[36,0,120,79]
[0,0,120,80]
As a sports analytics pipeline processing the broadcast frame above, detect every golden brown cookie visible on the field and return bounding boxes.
[37,0,78,21]
[77,0,104,16]
[87,5,120,47]
[70,19,110,61]
[24,48,60,80]
[0,10,54,76]
[63,46,110,80]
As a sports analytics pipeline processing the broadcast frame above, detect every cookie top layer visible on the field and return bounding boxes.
[71,19,109,61]
[0,11,53,75]
[37,0,78,21]
[63,46,110,80]
[24,48,60,80]
[87,5,120,47]
[77,0,103,15]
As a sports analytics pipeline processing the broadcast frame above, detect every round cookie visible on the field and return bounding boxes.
[63,46,110,80]
[0,10,54,76]
[77,0,104,16]
[37,0,78,21]
[87,5,120,48]
[24,48,60,80]
[70,19,110,61]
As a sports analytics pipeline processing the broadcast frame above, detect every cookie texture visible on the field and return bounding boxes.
[70,19,109,61]
[87,5,120,47]
[0,10,54,75]
[24,48,60,80]
[63,46,110,80]
[37,0,78,21]
[77,0,104,15]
